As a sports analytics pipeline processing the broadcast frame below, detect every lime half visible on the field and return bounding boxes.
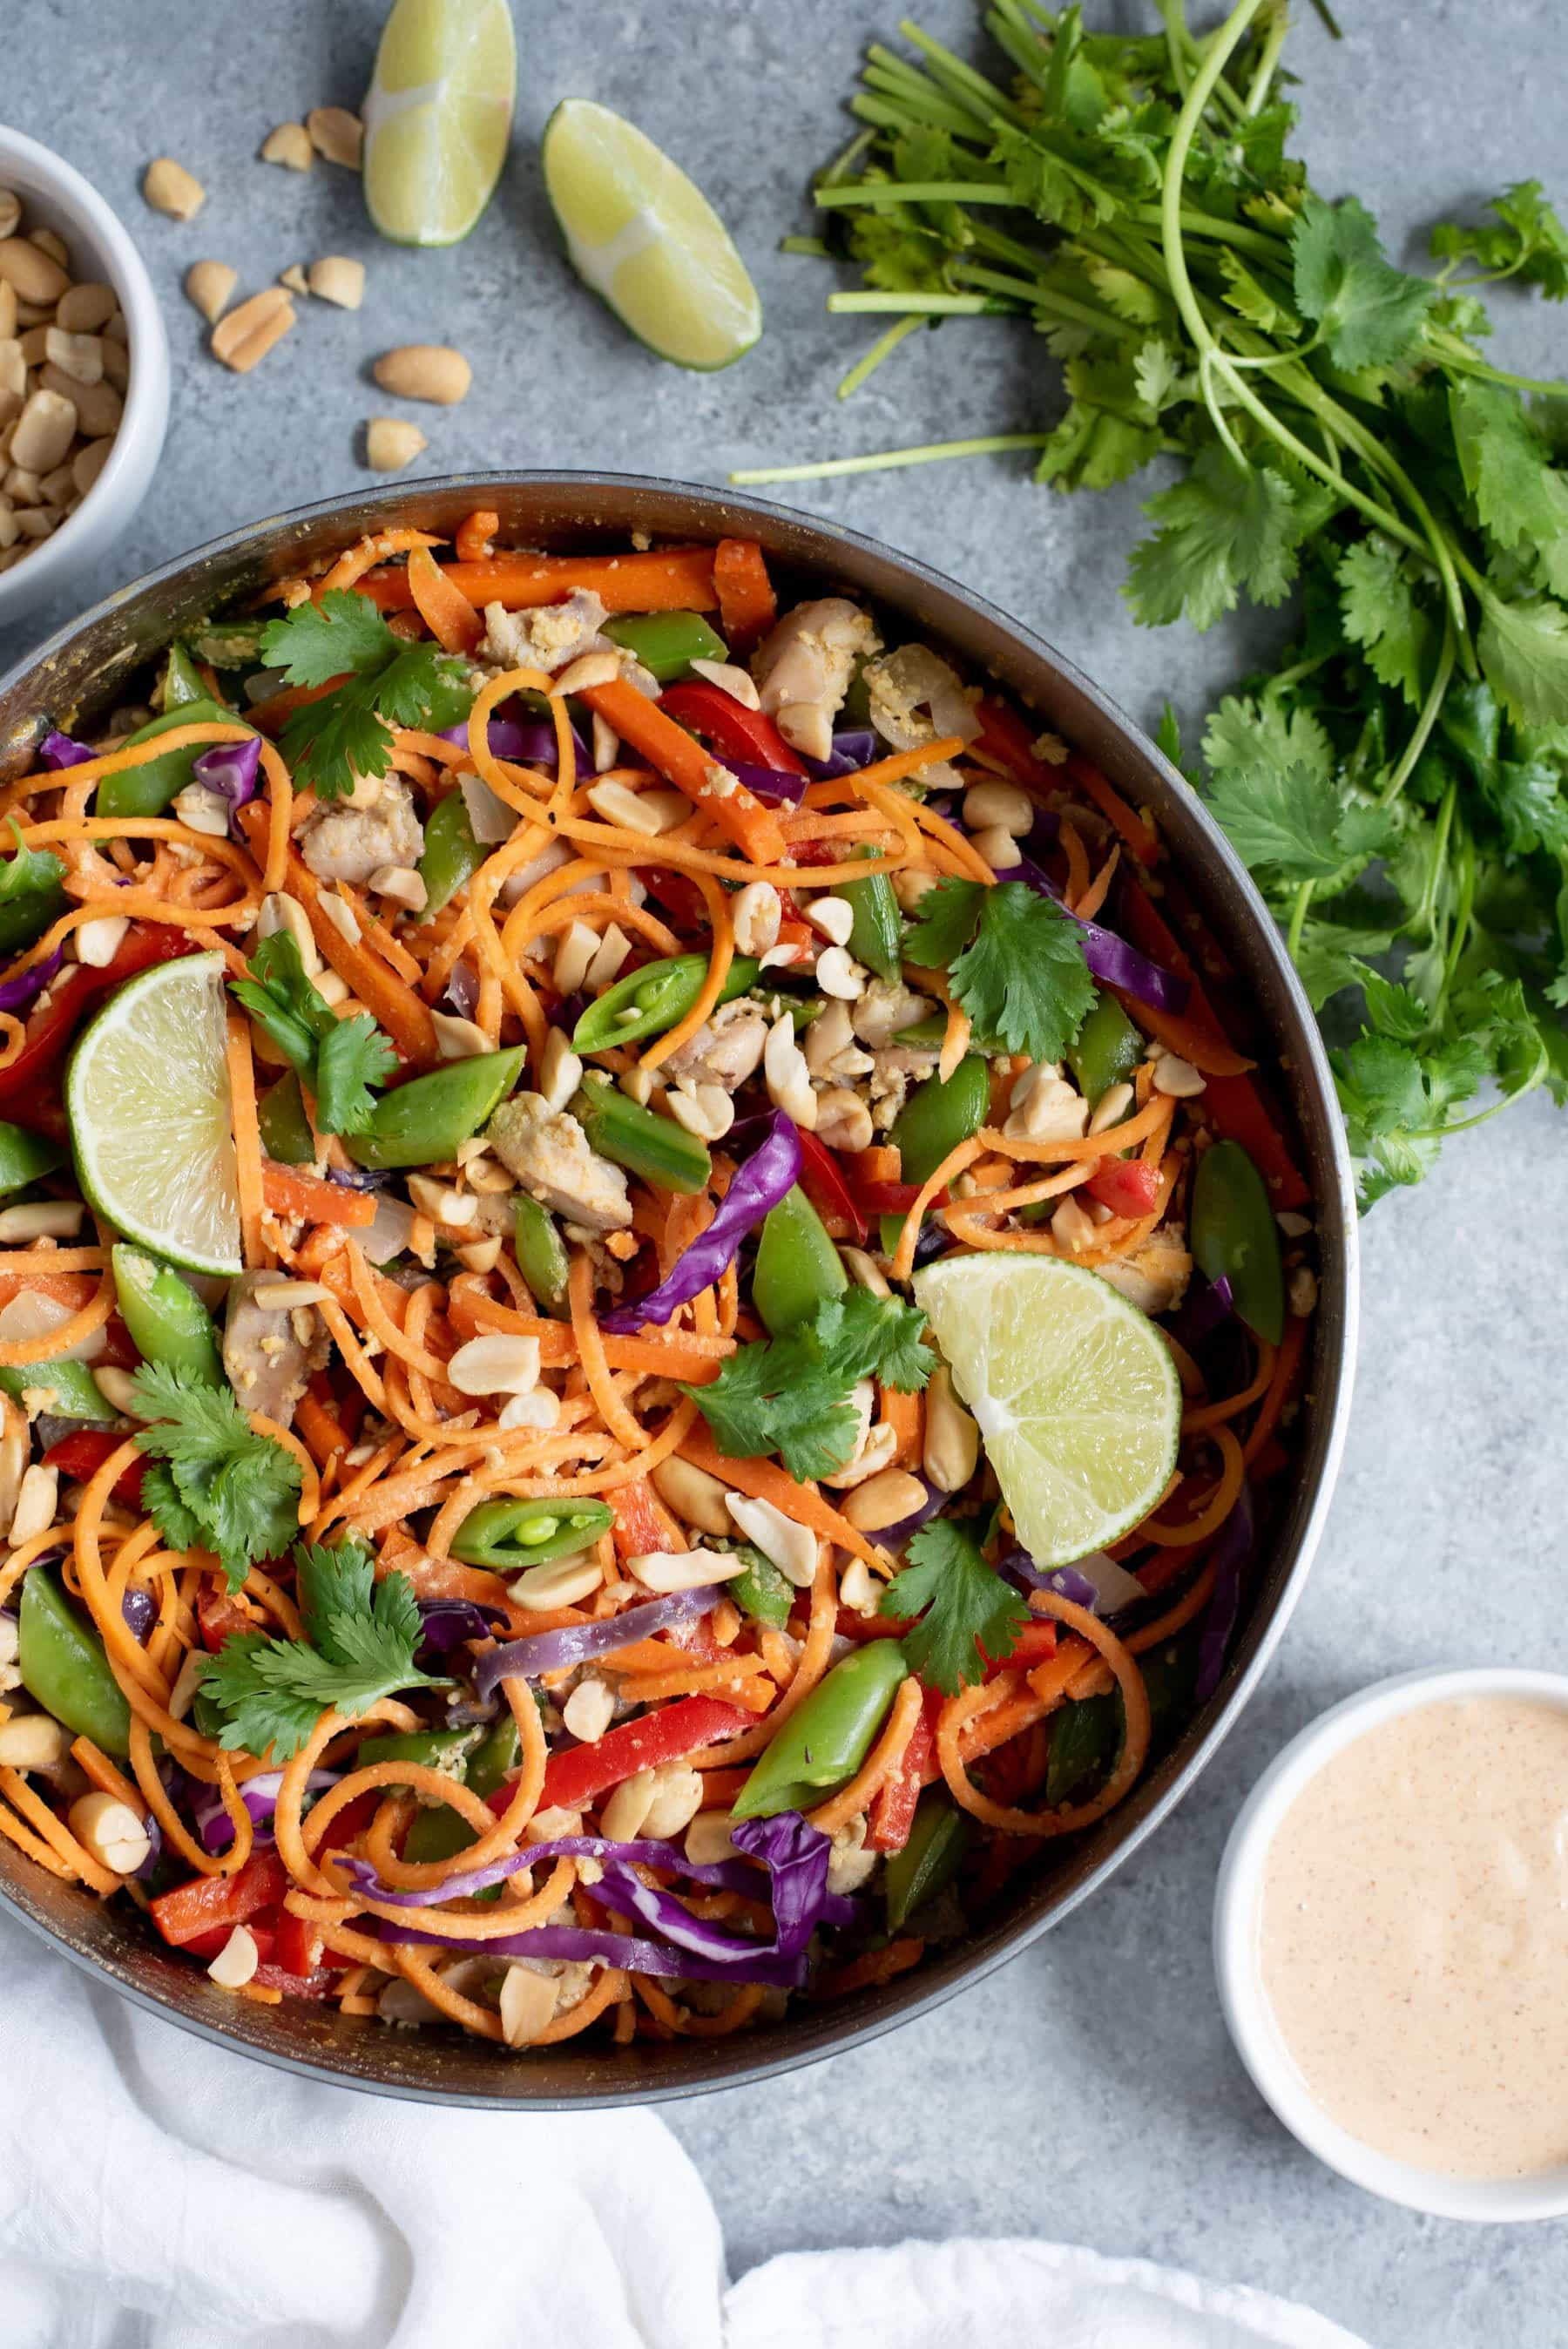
[362,0,517,247]
[67,951,242,1276]
[542,98,761,369]
[914,1255,1180,1568]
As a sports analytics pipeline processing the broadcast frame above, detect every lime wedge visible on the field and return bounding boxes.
[67,951,242,1277]
[541,98,761,370]
[362,0,517,247]
[913,1256,1180,1568]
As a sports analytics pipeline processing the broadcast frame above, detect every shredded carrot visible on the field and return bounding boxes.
[1064,752,1159,866]
[712,538,777,647]
[454,508,499,564]
[581,676,788,865]
[260,1161,376,1229]
[406,541,483,655]
[361,545,719,618]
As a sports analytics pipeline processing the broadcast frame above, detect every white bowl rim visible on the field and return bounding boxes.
[0,127,170,609]
[1213,1662,1568,2222]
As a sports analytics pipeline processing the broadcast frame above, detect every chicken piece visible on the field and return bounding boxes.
[851,978,934,1049]
[661,1000,767,1090]
[750,598,880,763]
[299,774,424,888]
[1097,1230,1193,1317]
[481,591,607,675]
[221,1272,325,1428]
[862,643,982,754]
[486,1093,632,1232]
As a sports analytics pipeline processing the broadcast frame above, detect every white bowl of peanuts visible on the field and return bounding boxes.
[0,129,170,619]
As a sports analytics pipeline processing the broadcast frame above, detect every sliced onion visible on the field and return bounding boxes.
[867,646,983,751]
[600,1111,802,1333]
[473,1585,722,1698]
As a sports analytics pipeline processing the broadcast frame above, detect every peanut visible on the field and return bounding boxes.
[373,343,470,405]
[0,237,67,304]
[308,255,365,308]
[10,389,77,476]
[211,288,296,375]
[56,281,117,333]
[260,123,313,172]
[307,107,363,169]
[364,416,427,472]
[185,260,236,324]
[142,157,206,221]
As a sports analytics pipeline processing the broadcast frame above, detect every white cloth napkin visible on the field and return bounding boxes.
[0,1909,1368,2349]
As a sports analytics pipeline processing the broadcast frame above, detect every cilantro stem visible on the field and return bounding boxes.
[815,180,1021,210]
[729,433,1054,486]
[1429,333,1568,399]
[828,289,1012,315]
[781,235,832,259]
[1287,881,1315,963]
[1382,624,1456,805]
[1241,2,1288,113]
[896,21,1030,128]
[837,313,928,400]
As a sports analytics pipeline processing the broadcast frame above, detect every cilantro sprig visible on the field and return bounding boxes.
[197,1539,440,1759]
[905,877,1094,1063]
[131,1364,305,1595]
[681,1289,936,1482]
[259,590,473,801]
[759,2,1568,1201]
[881,1517,1029,1696]
[231,931,397,1134]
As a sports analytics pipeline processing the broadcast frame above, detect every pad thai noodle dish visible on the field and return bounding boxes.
[0,515,1315,2050]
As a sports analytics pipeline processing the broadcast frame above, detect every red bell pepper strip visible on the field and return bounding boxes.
[151,1850,288,1947]
[196,1581,255,1654]
[852,1178,925,1215]
[608,1476,685,1563]
[974,701,1161,867]
[867,1688,943,1852]
[1119,879,1309,1208]
[182,1919,280,1964]
[41,1430,145,1506]
[656,680,807,778]
[1084,1158,1162,1218]
[794,1128,868,1242]
[273,1906,355,1978]
[984,1621,1058,1681]
[498,1696,754,1818]
[0,922,197,1119]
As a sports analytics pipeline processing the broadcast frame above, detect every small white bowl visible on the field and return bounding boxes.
[1214,1665,1568,2222]
[0,130,170,620]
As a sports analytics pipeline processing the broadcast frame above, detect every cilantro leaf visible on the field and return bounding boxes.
[881,1518,1029,1696]
[1291,193,1434,372]
[1477,587,1568,728]
[230,931,395,1134]
[684,1290,935,1483]
[907,879,1094,1061]
[196,1539,438,1759]
[1126,449,1306,631]
[1336,535,1436,707]
[132,1364,304,1594]
[1431,181,1568,302]
[1449,382,1568,597]
[1202,694,1331,787]
[261,592,473,800]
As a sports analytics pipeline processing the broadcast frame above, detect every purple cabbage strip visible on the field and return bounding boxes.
[191,1767,337,1856]
[474,1584,721,1698]
[378,1917,776,1986]
[1169,1273,1233,1353]
[442,959,480,1020]
[587,1865,808,1986]
[339,1830,768,1910]
[0,946,63,1018]
[120,1587,157,1645]
[878,1473,945,1550]
[1012,851,1189,1014]
[1194,1479,1256,1704]
[40,729,96,768]
[600,1110,802,1334]
[416,1598,507,1656]
[191,735,261,823]
[438,715,592,770]
[326,1164,391,1192]
[804,726,880,781]
[726,759,810,807]
[999,1550,1102,1612]
[732,1810,859,1946]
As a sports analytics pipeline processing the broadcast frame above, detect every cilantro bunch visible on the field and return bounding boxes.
[772,0,1568,1202]
[904,876,1094,1059]
[231,931,397,1134]
[259,590,473,802]
[682,1289,936,1480]
[132,1364,305,1594]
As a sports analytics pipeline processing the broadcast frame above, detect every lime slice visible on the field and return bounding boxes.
[362,0,517,247]
[913,1256,1180,1568]
[67,951,242,1276]
[541,98,761,370]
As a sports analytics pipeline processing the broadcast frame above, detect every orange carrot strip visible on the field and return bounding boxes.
[260,1162,376,1229]
[454,508,499,564]
[713,538,777,648]
[581,676,787,865]
[406,542,483,655]
[361,546,719,617]
[1064,753,1160,867]
[679,1431,889,1572]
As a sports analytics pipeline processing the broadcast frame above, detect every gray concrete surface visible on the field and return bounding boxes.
[7,3,1567,2342]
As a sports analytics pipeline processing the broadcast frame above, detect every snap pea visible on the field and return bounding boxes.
[890,1014,947,1049]
[881,1051,990,1254]
[733,1642,909,1819]
[839,663,873,726]
[17,1566,132,1756]
[573,1073,711,1195]
[356,1726,484,1782]
[97,698,254,822]
[601,612,729,683]
[154,641,208,713]
[841,845,903,983]
[449,1494,615,1571]
[730,1544,794,1630]
[186,617,269,669]
[0,829,67,958]
[347,1046,524,1170]
[402,1714,520,1870]
[0,1358,116,1422]
[1066,992,1143,1105]
[1191,1138,1284,1345]
[571,952,760,1056]
[0,1122,65,1196]
[418,790,486,917]
[111,1245,222,1387]
[884,1791,971,1931]
[257,1070,314,1167]
[752,1183,846,1336]
[513,1195,571,1317]
[1044,1692,1120,1807]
